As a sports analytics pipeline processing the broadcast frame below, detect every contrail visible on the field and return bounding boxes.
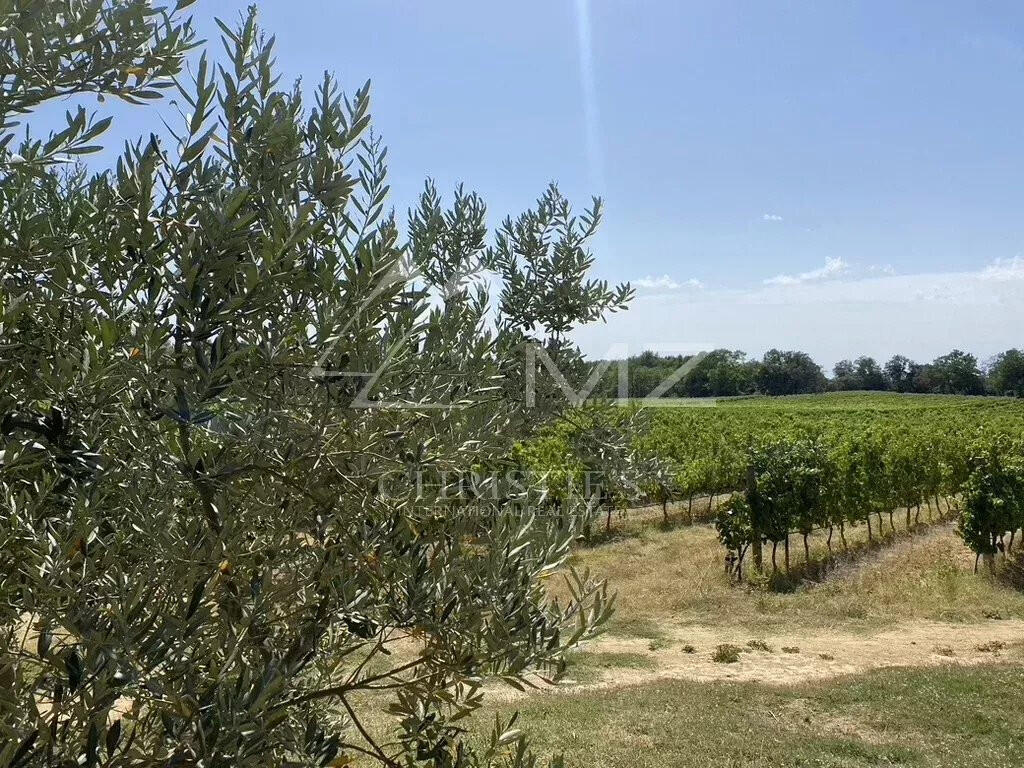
[574,0,606,193]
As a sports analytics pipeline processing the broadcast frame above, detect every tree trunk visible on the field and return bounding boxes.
[687,494,694,524]
[866,514,873,542]
[746,467,762,573]
[1009,530,1016,553]
[771,541,778,572]
[914,502,921,526]
[826,526,834,555]
[605,506,612,533]
[974,552,980,574]
[840,520,849,550]
[784,535,791,573]
[888,510,896,532]
[905,506,911,530]
[706,492,714,516]
[803,533,810,564]
[662,499,668,525]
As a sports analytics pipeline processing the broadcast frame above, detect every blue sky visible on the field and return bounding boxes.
[33,1,1024,367]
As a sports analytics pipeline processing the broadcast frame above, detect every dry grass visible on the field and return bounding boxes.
[579,492,732,543]
[352,502,1024,764]
[558,505,1024,636]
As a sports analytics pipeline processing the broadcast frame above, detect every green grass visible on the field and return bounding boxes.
[475,665,1024,767]
[564,650,658,683]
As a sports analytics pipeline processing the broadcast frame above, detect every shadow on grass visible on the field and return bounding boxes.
[998,550,1024,592]
[755,504,959,592]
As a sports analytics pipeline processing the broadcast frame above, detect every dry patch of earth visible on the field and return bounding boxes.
[486,618,1024,703]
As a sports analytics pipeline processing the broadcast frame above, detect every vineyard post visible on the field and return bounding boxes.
[747,465,763,572]
[984,533,996,573]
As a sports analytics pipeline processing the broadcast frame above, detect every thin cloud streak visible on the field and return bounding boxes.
[633,275,703,291]
[574,0,605,192]
[764,257,849,286]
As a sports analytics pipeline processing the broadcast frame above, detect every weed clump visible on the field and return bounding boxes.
[713,644,743,664]
[976,640,1007,653]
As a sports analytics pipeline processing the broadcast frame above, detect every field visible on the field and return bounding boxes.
[463,393,1024,765]
[466,521,1024,766]
[521,392,1024,510]
[478,665,1024,767]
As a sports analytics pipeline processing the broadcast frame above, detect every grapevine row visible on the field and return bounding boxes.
[515,399,1024,567]
[715,433,957,579]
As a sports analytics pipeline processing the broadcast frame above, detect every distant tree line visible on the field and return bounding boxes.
[588,348,1024,398]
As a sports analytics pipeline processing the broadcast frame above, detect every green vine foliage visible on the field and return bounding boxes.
[716,429,1023,577]
[520,398,1024,542]
[958,436,1024,567]
[519,403,1024,575]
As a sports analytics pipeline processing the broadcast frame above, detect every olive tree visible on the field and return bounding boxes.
[0,3,629,766]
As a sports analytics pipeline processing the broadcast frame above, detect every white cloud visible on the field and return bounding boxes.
[573,257,1024,370]
[762,213,784,222]
[980,256,1024,281]
[633,274,703,291]
[764,256,849,286]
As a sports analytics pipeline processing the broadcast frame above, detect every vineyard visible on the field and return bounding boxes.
[516,393,1024,576]
[7,4,1023,766]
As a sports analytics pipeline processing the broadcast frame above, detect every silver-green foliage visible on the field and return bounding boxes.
[0,4,629,766]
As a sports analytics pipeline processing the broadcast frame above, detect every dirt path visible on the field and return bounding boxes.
[485,618,1024,703]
